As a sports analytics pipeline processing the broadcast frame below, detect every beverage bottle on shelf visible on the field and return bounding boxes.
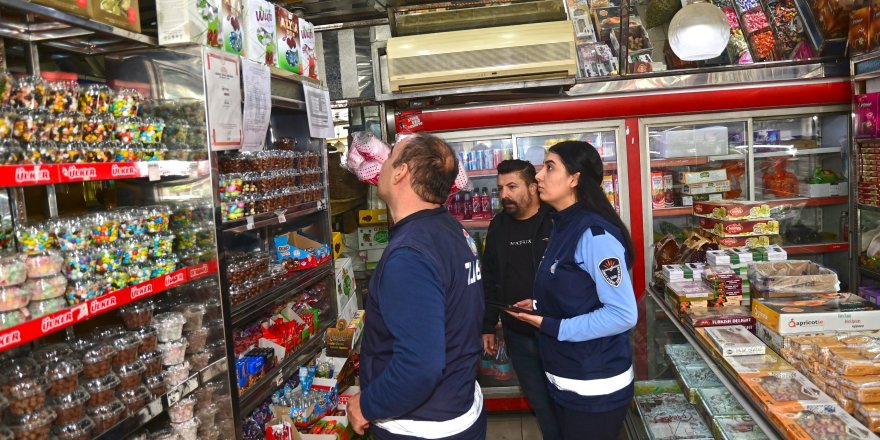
[484,150,494,170]
[474,150,484,170]
[458,151,468,171]
[481,188,491,219]
[463,192,473,220]
[494,339,513,381]
[491,189,501,214]
[493,149,503,168]
[472,191,483,220]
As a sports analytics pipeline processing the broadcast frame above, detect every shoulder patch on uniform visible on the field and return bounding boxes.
[598,257,622,287]
[589,226,606,236]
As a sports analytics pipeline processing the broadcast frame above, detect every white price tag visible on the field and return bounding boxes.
[246,216,255,230]
[167,388,181,406]
[275,373,284,387]
[276,210,287,224]
[148,164,160,182]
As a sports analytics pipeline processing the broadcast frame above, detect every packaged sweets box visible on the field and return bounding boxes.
[705,232,780,249]
[665,344,708,369]
[699,217,780,237]
[675,364,723,403]
[722,351,795,375]
[752,293,880,335]
[704,325,766,356]
[695,387,747,419]
[88,0,141,32]
[748,260,840,298]
[740,370,835,412]
[634,379,682,396]
[243,0,276,65]
[679,168,728,184]
[684,306,754,328]
[634,393,713,440]
[157,0,222,47]
[711,415,769,440]
[682,180,731,195]
[275,6,301,73]
[769,404,880,440]
[694,200,772,220]
[706,246,787,265]
[666,280,715,301]
[662,263,705,282]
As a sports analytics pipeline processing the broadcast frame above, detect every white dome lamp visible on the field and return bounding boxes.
[668,0,731,61]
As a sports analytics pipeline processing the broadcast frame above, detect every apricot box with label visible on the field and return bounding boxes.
[751,293,880,335]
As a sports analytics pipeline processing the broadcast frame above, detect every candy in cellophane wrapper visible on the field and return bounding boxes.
[722,351,794,375]
[346,131,473,194]
[675,364,723,403]
[635,393,713,440]
[695,387,747,419]
[634,379,682,396]
[665,344,708,369]
[770,403,879,440]
[741,370,835,412]
[712,415,769,440]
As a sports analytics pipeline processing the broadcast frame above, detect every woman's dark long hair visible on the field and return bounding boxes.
[549,141,635,266]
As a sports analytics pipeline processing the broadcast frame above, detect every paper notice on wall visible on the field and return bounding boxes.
[203,47,243,150]
[303,83,333,139]
[241,58,271,151]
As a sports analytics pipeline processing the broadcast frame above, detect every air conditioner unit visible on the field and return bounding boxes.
[387,21,578,92]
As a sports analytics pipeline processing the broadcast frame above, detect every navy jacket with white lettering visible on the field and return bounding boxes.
[533,204,635,412]
[361,208,485,423]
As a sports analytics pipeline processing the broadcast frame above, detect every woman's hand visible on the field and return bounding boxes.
[505,299,543,329]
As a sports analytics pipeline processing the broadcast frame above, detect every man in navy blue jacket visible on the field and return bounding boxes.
[347,133,487,440]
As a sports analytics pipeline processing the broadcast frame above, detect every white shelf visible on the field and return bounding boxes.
[753,147,841,158]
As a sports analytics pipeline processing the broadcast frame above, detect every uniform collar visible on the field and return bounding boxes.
[390,207,447,232]
[551,203,586,230]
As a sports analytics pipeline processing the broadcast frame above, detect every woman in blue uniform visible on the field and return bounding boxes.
[508,141,638,440]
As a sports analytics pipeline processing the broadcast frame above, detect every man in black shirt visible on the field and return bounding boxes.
[481,160,559,440]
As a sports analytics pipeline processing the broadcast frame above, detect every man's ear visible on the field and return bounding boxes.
[393,162,409,185]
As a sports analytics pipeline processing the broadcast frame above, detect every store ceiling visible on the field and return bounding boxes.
[277,0,524,25]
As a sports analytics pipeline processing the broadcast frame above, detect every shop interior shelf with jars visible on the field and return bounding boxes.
[646,111,851,289]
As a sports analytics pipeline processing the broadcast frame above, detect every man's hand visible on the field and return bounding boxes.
[506,299,543,329]
[346,393,370,435]
[482,334,497,356]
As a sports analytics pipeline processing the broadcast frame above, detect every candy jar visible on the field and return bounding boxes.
[66,278,98,305]
[61,141,87,164]
[118,209,147,238]
[55,218,93,251]
[86,140,113,163]
[150,233,174,258]
[138,142,165,161]
[16,224,54,254]
[127,265,151,286]
[165,121,189,144]
[145,206,171,233]
[221,199,244,222]
[113,117,141,143]
[69,112,86,142]
[47,81,80,113]
[34,111,55,142]
[110,89,141,118]
[10,76,48,110]
[174,228,196,251]
[65,248,96,281]
[139,118,165,144]
[25,251,64,278]
[89,213,120,245]
[83,114,114,143]
[0,139,24,165]
[13,111,39,143]
[78,84,111,115]
[30,140,60,164]
[0,112,9,140]
[52,112,73,142]
[219,173,242,200]
[114,141,137,162]
[121,236,148,266]
[152,257,177,277]
[94,245,121,274]
[0,71,11,106]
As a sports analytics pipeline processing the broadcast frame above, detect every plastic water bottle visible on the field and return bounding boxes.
[491,189,501,214]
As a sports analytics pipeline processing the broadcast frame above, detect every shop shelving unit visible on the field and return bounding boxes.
[639,107,853,289]
[852,52,880,291]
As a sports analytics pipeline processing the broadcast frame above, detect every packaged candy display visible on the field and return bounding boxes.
[139,350,163,376]
[0,284,30,312]
[80,344,117,379]
[839,376,880,403]
[110,333,142,366]
[771,405,876,439]
[46,82,79,114]
[171,416,200,440]
[159,338,189,366]
[119,301,154,329]
[25,251,64,277]
[33,342,74,365]
[114,360,146,392]
[2,374,50,416]
[52,416,95,440]
[675,364,723,403]
[136,326,159,353]
[114,117,141,143]
[87,398,125,433]
[165,361,191,387]
[43,359,83,397]
[179,303,206,332]
[7,408,56,440]
[711,415,769,440]
[705,325,766,356]
[742,370,834,411]
[168,395,197,423]
[154,312,186,342]
[49,387,89,425]
[0,71,11,105]
[25,274,67,300]
[82,373,120,407]
[111,90,141,118]
[0,139,24,164]
[144,373,166,397]
[118,384,150,414]
[0,309,24,329]
[185,327,208,354]
[10,76,48,110]
[83,114,114,143]
[187,350,210,371]
[634,392,713,439]
[0,255,25,288]
[139,118,165,144]
[78,85,111,115]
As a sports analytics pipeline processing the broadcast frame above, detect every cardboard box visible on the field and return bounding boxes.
[684,307,754,328]
[242,0,276,64]
[157,0,222,47]
[693,201,772,220]
[679,169,729,184]
[88,0,141,32]
[748,261,840,297]
[856,93,879,139]
[662,263,706,282]
[358,209,389,225]
[722,351,794,374]
[334,257,355,318]
[274,231,331,271]
[32,0,89,17]
[752,294,880,335]
[711,415,767,440]
[682,180,731,195]
[699,217,779,237]
[704,233,778,249]
[769,404,875,440]
[679,193,723,206]
[357,226,389,250]
[650,127,729,158]
[332,232,344,259]
[666,280,715,301]
[326,311,364,358]
[800,182,832,198]
[704,325,766,357]
[741,370,835,412]
[275,7,301,73]
[222,0,245,55]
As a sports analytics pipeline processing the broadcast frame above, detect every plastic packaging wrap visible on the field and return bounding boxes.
[748,261,840,296]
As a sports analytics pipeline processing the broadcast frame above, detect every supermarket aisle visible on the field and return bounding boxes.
[487,413,628,439]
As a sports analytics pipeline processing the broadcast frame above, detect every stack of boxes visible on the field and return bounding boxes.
[693,200,779,248]
[356,209,389,270]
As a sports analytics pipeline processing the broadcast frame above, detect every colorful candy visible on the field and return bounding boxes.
[121,237,148,265]
[152,258,178,278]
[174,228,196,251]
[751,30,777,60]
[79,84,111,115]
[0,139,24,165]
[0,113,9,140]
[146,206,171,233]
[110,89,141,118]
[114,141,138,162]
[138,143,166,161]
[119,209,147,238]
[139,118,165,144]
[108,270,130,290]
[66,278,99,305]
[114,117,141,143]
[742,9,769,33]
[54,219,93,251]
[127,265,151,286]
[0,72,11,106]
[64,249,96,281]
[61,141,87,163]
[94,245,121,274]
[89,213,120,245]
[9,76,47,110]
[83,114,114,143]
[47,81,80,113]
[17,225,55,254]
[13,111,39,143]
[150,233,174,258]
[25,251,64,277]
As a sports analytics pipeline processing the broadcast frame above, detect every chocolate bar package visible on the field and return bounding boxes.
[663,263,706,282]
[705,325,767,356]
[712,415,770,440]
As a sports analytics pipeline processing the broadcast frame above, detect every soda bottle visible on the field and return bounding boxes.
[481,188,491,219]
[491,189,501,214]
[463,192,473,220]
[472,191,482,220]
